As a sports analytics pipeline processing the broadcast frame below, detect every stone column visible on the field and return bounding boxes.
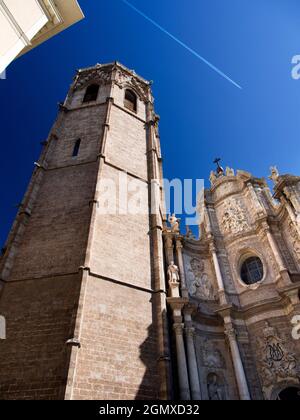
[265,229,286,272]
[225,325,251,401]
[176,238,188,298]
[210,243,227,305]
[164,232,174,266]
[185,327,202,400]
[173,323,191,400]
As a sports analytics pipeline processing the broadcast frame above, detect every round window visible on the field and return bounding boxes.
[240,256,264,285]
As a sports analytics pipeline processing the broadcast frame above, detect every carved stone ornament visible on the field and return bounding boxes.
[256,323,299,389]
[73,65,112,91]
[289,221,300,262]
[202,339,226,369]
[226,167,235,177]
[221,199,250,235]
[188,258,216,301]
[114,68,149,102]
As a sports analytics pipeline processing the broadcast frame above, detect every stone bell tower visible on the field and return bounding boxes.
[0,63,171,400]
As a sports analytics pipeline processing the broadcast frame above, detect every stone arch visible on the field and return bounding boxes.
[270,381,300,400]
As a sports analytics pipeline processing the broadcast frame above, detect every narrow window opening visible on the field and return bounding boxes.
[83,84,99,103]
[124,89,137,112]
[72,139,81,157]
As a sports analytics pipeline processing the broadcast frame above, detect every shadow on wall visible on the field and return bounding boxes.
[136,306,175,401]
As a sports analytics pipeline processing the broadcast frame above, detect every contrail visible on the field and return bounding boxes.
[121,0,242,90]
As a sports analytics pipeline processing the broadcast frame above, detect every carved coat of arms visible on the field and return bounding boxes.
[256,323,299,388]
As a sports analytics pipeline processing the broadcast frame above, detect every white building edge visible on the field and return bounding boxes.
[0,0,84,74]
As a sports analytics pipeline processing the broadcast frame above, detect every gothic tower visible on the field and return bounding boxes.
[0,63,171,400]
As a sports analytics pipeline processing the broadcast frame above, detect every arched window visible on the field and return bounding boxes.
[83,84,99,103]
[241,256,264,285]
[124,89,137,112]
[72,139,81,157]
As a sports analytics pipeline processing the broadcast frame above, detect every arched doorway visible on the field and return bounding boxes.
[277,387,300,401]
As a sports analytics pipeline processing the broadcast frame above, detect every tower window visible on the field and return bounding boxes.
[241,256,264,285]
[83,84,99,103]
[124,89,137,112]
[72,139,81,157]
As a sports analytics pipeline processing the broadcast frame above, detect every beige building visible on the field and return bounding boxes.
[0,62,299,400]
[0,0,84,74]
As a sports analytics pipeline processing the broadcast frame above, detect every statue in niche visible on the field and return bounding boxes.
[188,258,215,301]
[168,261,180,284]
[207,373,225,401]
[221,199,250,235]
[168,214,180,233]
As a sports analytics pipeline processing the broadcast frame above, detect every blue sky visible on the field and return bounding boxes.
[1,0,300,244]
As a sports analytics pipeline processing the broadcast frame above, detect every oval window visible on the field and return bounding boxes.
[241,256,264,285]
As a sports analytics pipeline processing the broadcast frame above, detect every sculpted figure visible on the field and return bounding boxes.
[168,261,180,284]
[207,374,225,401]
[269,166,280,184]
[168,214,180,233]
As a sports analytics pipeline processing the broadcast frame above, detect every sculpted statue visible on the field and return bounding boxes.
[269,166,280,184]
[210,171,217,185]
[207,374,225,401]
[168,214,180,233]
[226,167,235,177]
[168,261,180,284]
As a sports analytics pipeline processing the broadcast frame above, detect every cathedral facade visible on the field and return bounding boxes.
[0,63,299,400]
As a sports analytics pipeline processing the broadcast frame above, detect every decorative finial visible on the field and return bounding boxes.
[213,158,224,176]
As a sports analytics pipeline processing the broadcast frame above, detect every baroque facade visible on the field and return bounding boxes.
[165,165,300,400]
[0,63,300,400]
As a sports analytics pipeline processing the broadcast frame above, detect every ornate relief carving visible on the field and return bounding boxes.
[202,339,226,369]
[74,66,112,91]
[256,323,299,389]
[289,221,300,262]
[115,68,149,102]
[221,199,250,235]
[188,258,216,301]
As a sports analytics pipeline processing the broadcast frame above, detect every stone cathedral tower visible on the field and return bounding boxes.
[0,63,172,400]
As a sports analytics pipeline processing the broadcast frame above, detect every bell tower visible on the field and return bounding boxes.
[0,63,171,400]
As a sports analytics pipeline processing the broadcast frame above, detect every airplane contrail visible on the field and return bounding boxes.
[121,0,242,90]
